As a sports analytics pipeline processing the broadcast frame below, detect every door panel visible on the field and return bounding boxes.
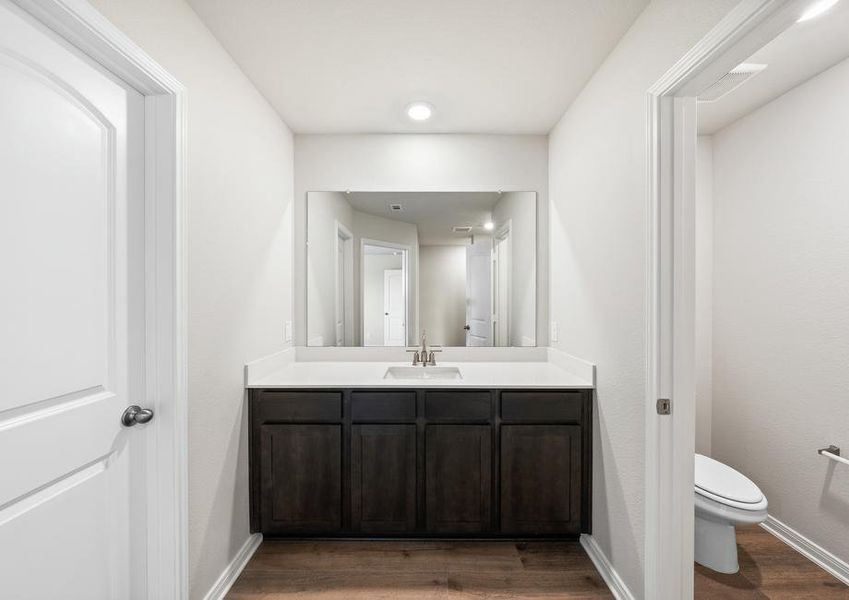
[425,425,492,533]
[0,2,145,597]
[383,268,405,346]
[500,425,582,534]
[351,424,416,532]
[465,238,492,346]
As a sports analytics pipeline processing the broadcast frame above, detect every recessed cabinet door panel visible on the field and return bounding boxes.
[351,425,417,532]
[260,424,342,533]
[426,425,492,533]
[500,425,581,534]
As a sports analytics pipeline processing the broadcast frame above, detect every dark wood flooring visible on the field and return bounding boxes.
[226,539,613,599]
[695,525,849,599]
[226,526,849,599]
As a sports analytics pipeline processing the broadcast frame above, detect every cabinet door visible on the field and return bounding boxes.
[500,425,582,534]
[260,424,342,533]
[351,425,417,533]
[426,425,492,533]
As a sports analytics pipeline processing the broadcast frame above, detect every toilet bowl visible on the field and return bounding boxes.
[694,454,768,574]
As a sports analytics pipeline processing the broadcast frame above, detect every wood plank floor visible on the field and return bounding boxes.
[694,525,849,599]
[226,539,613,599]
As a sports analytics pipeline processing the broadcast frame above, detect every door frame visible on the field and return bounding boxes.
[493,220,512,346]
[12,0,188,597]
[360,238,410,347]
[644,1,807,598]
[334,221,353,345]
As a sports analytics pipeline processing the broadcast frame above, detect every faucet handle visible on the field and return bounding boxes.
[406,348,420,365]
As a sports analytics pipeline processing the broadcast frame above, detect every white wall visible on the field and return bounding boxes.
[546,0,739,594]
[362,253,402,346]
[294,134,549,346]
[307,192,353,345]
[419,245,467,346]
[493,191,537,346]
[695,136,714,456]
[86,1,294,598]
[709,57,849,564]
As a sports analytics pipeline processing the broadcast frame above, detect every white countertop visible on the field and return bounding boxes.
[246,348,595,389]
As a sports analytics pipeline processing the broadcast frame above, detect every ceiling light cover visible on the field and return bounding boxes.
[798,0,840,22]
[406,102,433,121]
[483,221,495,231]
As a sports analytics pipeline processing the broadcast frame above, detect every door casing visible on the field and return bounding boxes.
[11,0,188,597]
[645,1,808,598]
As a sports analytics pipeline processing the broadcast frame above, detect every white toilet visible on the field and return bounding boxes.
[694,454,768,573]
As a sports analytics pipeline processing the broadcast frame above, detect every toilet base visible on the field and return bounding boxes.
[694,515,739,574]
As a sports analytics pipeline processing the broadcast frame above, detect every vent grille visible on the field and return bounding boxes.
[698,63,767,103]
[452,226,473,233]
[389,204,402,211]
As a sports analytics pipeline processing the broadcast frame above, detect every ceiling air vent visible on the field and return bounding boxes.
[390,204,403,211]
[698,63,767,103]
[452,226,473,233]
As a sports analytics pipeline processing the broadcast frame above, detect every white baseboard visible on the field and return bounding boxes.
[760,515,849,586]
[202,533,262,600]
[580,534,636,600]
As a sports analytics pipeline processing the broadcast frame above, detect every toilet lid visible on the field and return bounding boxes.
[694,454,763,504]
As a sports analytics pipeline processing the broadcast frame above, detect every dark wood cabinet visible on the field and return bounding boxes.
[425,425,492,533]
[249,387,592,538]
[351,424,417,532]
[500,425,582,534]
[258,423,342,533]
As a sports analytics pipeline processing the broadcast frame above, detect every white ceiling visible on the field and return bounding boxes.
[345,191,533,245]
[698,0,849,134]
[186,0,648,134]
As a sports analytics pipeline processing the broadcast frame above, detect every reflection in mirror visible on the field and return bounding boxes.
[306,191,536,347]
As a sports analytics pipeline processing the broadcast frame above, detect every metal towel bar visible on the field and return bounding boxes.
[818,445,849,467]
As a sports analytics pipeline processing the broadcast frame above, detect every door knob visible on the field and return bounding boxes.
[121,405,154,427]
[463,325,471,331]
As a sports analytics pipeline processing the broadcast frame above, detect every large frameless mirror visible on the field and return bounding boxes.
[306,191,537,347]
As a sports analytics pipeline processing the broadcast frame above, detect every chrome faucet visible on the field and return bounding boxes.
[406,330,441,366]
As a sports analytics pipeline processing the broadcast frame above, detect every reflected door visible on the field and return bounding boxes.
[383,269,405,346]
[465,239,493,346]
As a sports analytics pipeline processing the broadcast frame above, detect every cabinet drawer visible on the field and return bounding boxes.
[424,391,491,421]
[254,391,342,422]
[501,391,583,423]
[351,392,416,422]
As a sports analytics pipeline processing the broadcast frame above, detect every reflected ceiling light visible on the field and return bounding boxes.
[798,0,839,21]
[406,102,433,121]
[483,221,494,231]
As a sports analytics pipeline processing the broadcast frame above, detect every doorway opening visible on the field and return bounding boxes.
[361,241,409,347]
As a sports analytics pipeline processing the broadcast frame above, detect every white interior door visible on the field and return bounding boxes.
[0,2,147,598]
[493,229,511,346]
[383,269,406,346]
[465,238,493,346]
[335,234,346,346]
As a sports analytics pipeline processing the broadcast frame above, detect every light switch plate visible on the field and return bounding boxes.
[550,321,558,343]
[284,321,292,342]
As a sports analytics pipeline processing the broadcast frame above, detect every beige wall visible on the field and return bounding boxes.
[709,57,849,565]
[419,245,467,346]
[87,1,294,597]
[547,0,739,594]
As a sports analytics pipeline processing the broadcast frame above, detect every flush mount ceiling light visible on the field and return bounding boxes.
[406,102,433,121]
[483,221,495,231]
[798,0,840,22]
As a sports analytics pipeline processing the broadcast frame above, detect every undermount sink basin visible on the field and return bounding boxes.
[383,366,462,381]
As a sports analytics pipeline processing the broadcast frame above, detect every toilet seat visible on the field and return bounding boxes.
[695,454,767,512]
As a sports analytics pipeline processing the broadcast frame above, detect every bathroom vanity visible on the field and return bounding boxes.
[247,355,594,539]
